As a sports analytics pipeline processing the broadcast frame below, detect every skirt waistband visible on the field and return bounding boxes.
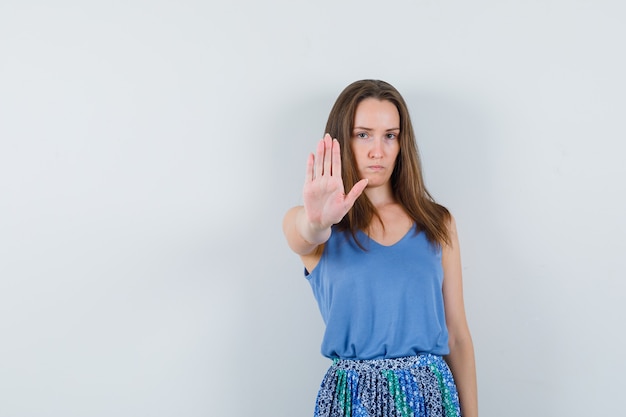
[331,353,446,371]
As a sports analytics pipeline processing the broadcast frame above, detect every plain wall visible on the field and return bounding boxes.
[1,1,625,416]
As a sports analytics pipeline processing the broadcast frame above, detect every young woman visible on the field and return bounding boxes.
[283,80,478,417]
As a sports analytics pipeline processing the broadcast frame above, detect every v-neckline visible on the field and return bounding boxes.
[359,224,416,248]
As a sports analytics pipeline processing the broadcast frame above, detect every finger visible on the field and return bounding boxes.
[331,138,341,176]
[305,152,314,183]
[323,134,332,176]
[315,138,325,177]
[344,179,369,207]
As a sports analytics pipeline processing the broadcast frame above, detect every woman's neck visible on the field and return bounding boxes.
[364,183,396,208]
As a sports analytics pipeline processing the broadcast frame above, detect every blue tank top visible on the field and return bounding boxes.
[306,225,449,360]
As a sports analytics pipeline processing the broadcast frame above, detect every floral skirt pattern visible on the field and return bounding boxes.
[314,354,460,417]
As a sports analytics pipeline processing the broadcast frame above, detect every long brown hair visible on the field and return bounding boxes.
[325,79,451,247]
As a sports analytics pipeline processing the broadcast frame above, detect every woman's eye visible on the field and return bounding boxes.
[356,132,368,139]
[386,133,397,140]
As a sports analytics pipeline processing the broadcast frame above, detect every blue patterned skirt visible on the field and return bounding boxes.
[314,354,460,417]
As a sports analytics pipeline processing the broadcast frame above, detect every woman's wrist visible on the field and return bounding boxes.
[297,208,332,245]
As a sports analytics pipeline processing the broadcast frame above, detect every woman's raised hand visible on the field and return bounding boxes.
[302,134,368,233]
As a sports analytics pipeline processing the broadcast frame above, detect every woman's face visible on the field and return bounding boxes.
[350,98,400,189]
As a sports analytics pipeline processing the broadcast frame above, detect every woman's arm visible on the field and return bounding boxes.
[282,205,331,256]
[442,215,478,417]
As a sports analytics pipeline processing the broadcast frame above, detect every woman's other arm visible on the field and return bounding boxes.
[442,215,478,417]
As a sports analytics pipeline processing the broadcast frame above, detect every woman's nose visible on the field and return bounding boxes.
[369,137,383,159]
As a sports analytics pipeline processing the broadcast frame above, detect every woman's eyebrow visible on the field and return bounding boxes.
[353,126,400,131]
[353,127,401,132]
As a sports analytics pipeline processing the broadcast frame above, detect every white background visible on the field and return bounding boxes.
[1,1,625,416]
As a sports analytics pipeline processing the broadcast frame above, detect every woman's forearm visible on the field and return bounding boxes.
[446,336,478,417]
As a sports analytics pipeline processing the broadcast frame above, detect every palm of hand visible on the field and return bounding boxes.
[303,173,349,229]
[302,134,368,230]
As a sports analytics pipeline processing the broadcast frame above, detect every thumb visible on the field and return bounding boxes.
[344,178,368,207]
